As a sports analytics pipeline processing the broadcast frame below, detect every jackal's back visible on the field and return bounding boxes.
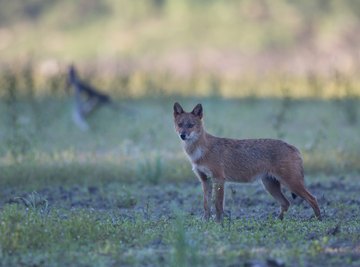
[207,136,303,182]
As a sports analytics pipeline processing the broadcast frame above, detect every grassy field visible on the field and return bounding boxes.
[1,1,360,266]
[0,92,359,266]
[0,176,359,267]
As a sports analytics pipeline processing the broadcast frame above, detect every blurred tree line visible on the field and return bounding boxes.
[2,0,360,23]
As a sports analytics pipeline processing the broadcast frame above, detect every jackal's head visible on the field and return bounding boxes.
[173,102,203,142]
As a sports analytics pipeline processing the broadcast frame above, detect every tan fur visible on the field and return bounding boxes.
[173,102,321,222]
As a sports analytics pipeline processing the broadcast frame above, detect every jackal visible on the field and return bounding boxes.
[173,102,321,222]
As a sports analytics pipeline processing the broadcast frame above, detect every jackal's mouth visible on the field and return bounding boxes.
[179,131,200,142]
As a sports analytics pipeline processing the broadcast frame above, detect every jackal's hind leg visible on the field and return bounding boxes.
[261,176,290,220]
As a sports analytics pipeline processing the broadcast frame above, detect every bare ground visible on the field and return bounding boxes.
[2,175,359,223]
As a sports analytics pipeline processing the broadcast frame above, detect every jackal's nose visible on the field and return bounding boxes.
[180,134,186,140]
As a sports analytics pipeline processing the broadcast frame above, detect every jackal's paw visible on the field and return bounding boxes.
[313,214,322,221]
[202,213,211,221]
[316,212,322,221]
[215,213,224,223]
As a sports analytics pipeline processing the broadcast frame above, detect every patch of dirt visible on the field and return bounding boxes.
[2,177,359,222]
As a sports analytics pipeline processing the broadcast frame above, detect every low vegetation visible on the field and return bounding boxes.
[0,68,359,266]
[0,175,359,266]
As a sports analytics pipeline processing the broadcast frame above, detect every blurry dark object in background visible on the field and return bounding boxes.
[67,64,111,130]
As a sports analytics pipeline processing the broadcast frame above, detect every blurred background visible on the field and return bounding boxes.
[0,0,359,187]
[1,3,360,266]
[1,0,360,97]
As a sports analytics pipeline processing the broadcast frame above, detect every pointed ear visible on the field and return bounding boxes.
[173,102,184,117]
[191,104,203,119]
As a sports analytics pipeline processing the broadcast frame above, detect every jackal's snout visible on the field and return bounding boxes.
[177,130,192,141]
[180,133,186,140]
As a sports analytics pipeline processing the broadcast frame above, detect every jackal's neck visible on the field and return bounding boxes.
[183,129,208,157]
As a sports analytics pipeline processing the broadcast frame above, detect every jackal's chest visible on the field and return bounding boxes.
[185,147,204,162]
[184,146,214,178]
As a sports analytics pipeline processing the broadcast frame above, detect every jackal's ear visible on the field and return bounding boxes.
[173,102,184,117]
[191,104,203,119]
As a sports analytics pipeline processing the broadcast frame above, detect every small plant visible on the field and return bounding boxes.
[23,61,35,99]
[0,63,50,161]
[334,70,358,125]
[273,87,292,139]
[308,236,329,257]
[136,155,163,184]
[113,189,137,209]
[307,72,323,98]
[48,68,67,97]
[304,120,327,152]
[13,191,49,214]
[342,87,358,125]
[2,67,32,159]
[170,216,200,267]
[171,218,187,267]
[208,74,222,98]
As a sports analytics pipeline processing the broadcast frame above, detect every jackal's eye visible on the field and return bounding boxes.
[178,123,183,128]
[187,123,194,128]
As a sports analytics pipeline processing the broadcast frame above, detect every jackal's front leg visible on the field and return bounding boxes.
[214,182,225,223]
[197,171,212,220]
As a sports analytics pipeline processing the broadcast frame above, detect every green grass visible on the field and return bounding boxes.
[0,95,359,266]
[0,97,359,189]
[1,180,359,267]
[2,1,360,265]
